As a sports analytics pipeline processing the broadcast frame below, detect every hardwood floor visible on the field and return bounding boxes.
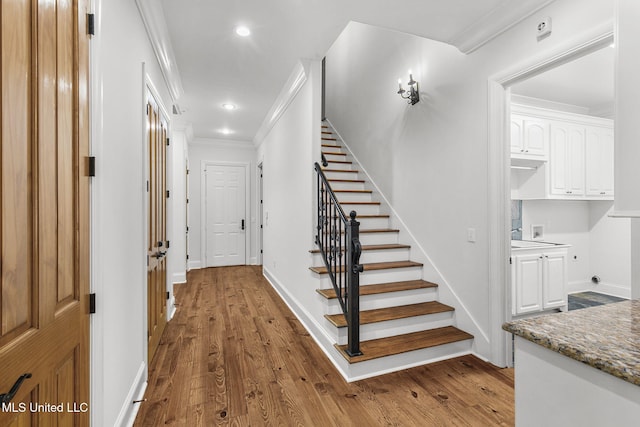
[134,266,515,426]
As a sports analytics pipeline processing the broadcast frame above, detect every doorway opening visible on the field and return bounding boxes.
[488,27,614,367]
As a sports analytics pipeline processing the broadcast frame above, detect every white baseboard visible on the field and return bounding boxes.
[188,260,202,270]
[114,362,147,427]
[167,296,176,320]
[568,280,631,299]
[249,256,257,265]
[172,272,186,284]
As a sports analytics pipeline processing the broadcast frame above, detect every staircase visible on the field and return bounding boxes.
[310,123,473,374]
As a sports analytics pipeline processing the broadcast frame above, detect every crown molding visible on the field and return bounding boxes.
[253,60,311,146]
[135,0,184,103]
[450,0,557,54]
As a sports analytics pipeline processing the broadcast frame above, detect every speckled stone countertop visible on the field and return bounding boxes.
[503,300,640,386]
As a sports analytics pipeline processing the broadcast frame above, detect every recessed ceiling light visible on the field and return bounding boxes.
[219,128,233,135]
[235,26,251,37]
[222,103,236,110]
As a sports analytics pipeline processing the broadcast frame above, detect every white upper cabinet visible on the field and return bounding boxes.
[511,104,613,200]
[511,114,548,160]
[585,126,615,198]
[549,122,585,198]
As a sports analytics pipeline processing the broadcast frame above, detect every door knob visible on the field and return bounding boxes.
[0,373,32,404]
[241,219,245,230]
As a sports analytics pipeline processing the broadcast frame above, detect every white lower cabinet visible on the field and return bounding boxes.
[512,248,568,316]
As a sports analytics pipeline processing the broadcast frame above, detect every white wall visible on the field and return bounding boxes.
[169,129,188,284]
[92,0,175,425]
[325,0,614,363]
[187,140,257,268]
[521,200,591,285]
[589,202,631,297]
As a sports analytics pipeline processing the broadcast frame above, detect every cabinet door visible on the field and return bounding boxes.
[515,254,543,315]
[511,116,525,154]
[543,252,567,310]
[586,127,614,197]
[549,123,585,197]
[523,119,548,158]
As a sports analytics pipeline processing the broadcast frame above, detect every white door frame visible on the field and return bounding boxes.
[200,160,251,266]
[257,162,264,265]
[487,23,614,367]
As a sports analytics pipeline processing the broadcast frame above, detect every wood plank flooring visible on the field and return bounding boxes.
[133,266,515,426]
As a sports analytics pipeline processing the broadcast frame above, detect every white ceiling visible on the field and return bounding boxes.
[511,45,615,112]
[159,0,556,142]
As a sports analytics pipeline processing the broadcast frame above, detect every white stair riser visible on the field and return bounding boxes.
[341,340,473,380]
[323,170,361,180]
[358,232,398,245]
[321,287,438,312]
[324,153,347,162]
[336,192,372,203]
[324,162,354,171]
[339,203,380,216]
[327,311,454,345]
[322,147,342,155]
[328,181,365,191]
[311,247,410,264]
[354,217,390,229]
[315,266,422,287]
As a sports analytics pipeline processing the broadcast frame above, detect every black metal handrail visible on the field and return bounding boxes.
[314,162,363,357]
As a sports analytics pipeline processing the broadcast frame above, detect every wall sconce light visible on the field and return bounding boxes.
[397,71,419,105]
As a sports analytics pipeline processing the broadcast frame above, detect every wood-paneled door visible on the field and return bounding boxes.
[0,0,90,425]
[146,97,168,363]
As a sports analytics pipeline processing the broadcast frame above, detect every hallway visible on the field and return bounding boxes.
[134,266,514,426]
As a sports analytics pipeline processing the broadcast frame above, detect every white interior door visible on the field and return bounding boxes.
[205,164,246,267]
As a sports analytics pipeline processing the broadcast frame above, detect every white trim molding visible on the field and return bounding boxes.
[114,362,147,427]
[253,60,310,146]
[199,161,252,267]
[450,0,557,54]
[487,23,614,367]
[135,0,184,104]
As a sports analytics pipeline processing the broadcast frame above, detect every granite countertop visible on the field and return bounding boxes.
[503,300,640,386]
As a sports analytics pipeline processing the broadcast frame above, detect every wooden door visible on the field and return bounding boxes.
[205,165,246,267]
[146,98,168,362]
[0,0,90,425]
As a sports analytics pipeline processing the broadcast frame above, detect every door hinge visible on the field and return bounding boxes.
[186,254,189,260]
[146,180,149,192]
[147,255,149,266]
[509,256,512,265]
[166,137,170,146]
[186,198,189,204]
[186,226,189,232]
[166,190,170,198]
[87,13,95,36]
[260,249,263,254]
[146,104,150,115]
[260,225,263,229]
[89,293,96,314]
[166,240,170,248]
[186,169,190,175]
[166,291,170,300]
[88,156,96,177]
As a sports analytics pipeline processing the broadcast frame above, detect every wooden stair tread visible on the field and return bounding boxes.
[334,189,372,194]
[316,279,437,299]
[335,326,473,363]
[321,131,332,134]
[310,243,409,254]
[310,260,421,275]
[337,201,380,205]
[322,151,346,156]
[318,228,399,235]
[328,179,365,183]
[322,144,342,148]
[325,301,453,328]
[321,169,358,173]
[326,160,352,164]
[322,137,337,141]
